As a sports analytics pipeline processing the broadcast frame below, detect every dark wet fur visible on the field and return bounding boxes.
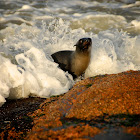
[51,51,77,78]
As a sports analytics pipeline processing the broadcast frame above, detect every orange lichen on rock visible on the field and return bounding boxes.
[26,70,140,139]
[27,125,101,140]
[65,71,140,119]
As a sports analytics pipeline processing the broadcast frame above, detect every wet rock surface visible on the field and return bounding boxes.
[0,97,46,139]
[0,70,140,139]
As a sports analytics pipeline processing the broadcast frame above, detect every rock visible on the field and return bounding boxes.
[0,97,46,140]
[26,70,140,140]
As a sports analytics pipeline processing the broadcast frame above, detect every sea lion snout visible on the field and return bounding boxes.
[75,38,92,51]
[82,38,92,48]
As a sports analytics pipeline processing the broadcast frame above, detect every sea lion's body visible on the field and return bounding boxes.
[51,38,92,78]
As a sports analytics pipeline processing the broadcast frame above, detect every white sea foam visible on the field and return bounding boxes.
[0,19,78,106]
[131,20,140,31]
[70,14,128,33]
[85,30,140,77]
[0,19,140,107]
[121,1,140,8]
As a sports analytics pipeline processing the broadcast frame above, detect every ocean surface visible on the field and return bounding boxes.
[0,0,140,106]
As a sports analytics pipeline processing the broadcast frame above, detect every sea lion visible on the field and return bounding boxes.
[51,38,92,79]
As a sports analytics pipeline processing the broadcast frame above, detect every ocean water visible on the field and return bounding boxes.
[0,0,140,106]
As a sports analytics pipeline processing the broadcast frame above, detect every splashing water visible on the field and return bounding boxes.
[0,18,140,106]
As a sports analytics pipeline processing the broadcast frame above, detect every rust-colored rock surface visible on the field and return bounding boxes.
[26,70,140,139]
[0,70,140,140]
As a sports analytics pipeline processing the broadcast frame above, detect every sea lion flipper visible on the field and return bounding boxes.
[51,51,73,71]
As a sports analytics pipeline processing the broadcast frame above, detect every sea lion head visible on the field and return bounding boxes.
[74,38,92,53]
